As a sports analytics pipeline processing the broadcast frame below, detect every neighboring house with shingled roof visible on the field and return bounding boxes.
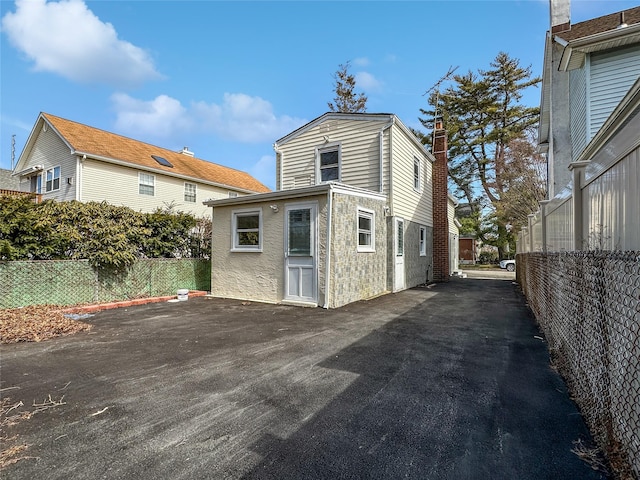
[12,112,270,217]
[539,2,640,197]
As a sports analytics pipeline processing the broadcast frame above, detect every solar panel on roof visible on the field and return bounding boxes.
[151,155,173,167]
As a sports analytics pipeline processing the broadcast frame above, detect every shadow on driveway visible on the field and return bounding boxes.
[1,279,606,479]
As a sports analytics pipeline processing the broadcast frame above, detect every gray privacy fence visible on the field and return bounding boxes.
[0,258,211,309]
[517,251,640,478]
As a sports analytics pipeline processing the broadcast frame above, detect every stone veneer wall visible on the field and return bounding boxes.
[328,192,387,308]
[405,221,433,287]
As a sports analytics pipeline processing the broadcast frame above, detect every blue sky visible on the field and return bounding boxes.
[1,0,637,189]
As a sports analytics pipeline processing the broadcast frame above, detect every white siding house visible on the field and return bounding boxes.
[12,113,270,217]
[206,113,449,309]
[539,3,640,196]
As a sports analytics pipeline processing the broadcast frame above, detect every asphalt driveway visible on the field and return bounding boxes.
[1,279,606,479]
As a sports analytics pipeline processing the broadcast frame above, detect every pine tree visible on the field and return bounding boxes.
[328,61,368,113]
[418,52,542,258]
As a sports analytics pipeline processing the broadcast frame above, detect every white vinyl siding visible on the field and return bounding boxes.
[570,66,588,162]
[279,118,386,192]
[390,125,433,226]
[17,123,76,201]
[81,159,240,217]
[590,46,640,138]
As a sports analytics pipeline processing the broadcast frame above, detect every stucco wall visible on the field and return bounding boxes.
[211,195,327,305]
[328,193,388,308]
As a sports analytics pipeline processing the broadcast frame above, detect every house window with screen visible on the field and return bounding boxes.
[414,158,421,191]
[232,209,262,251]
[419,226,427,256]
[139,173,155,196]
[357,208,375,252]
[184,183,196,202]
[318,145,340,182]
[45,166,60,192]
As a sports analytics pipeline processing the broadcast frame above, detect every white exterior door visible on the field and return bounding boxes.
[394,218,405,291]
[284,202,317,304]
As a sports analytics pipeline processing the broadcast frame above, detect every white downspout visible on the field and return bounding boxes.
[379,119,394,194]
[273,144,283,191]
[323,185,333,309]
[77,154,85,201]
[387,120,395,217]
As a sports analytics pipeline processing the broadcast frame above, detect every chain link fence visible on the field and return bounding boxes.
[518,251,640,479]
[0,258,211,309]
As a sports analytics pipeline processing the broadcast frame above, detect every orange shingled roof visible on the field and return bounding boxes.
[42,113,271,194]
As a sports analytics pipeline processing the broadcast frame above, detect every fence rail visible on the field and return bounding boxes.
[518,251,640,478]
[0,258,211,309]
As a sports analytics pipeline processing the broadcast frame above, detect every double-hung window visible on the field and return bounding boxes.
[232,209,262,251]
[139,173,155,196]
[413,158,421,191]
[184,182,196,203]
[317,145,340,183]
[45,166,60,192]
[357,208,375,252]
[419,226,427,256]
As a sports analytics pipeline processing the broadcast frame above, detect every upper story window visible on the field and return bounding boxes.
[229,192,238,198]
[139,172,155,196]
[45,166,60,192]
[232,208,262,251]
[317,144,341,183]
[184,183,196,203]
[357,208,375,252]
[414,158,421,191]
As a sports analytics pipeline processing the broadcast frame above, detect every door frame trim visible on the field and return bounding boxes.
[283,201,318,304]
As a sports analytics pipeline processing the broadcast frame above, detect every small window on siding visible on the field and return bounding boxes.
[184,183,196,202]
[357,208,375,252]
[232,209,262,251]
[229,192,238,198]
[45,166,60,192]
[139,172,155,196]
[419,226,427,256]
[414,158,421,191]
[317,145,340,183]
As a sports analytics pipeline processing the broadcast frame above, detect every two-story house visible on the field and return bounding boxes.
[205,112,456,308]
[12,113,270,217]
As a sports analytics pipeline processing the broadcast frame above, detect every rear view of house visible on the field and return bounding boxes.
[12,113,270,217]
[206,112,457,308]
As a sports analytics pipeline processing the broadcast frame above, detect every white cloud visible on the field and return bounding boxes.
[356,71,383,93]
[250,155,276,190]
[1,0,161,87]
[111,93,192,138]
[353,57,370,67]
[111,92,306,144]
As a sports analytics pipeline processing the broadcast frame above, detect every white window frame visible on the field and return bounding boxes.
[419,225,427,256]
[231,208,263,252]
[228,192,238,198]
[184,182,197,203]
[357,207,375,253]
[413,157,421,192]
[45,166,61,192]
[316,143,341,184]
[139,172,155,196]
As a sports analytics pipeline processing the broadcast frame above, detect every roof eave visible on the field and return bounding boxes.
[76,151,265,195]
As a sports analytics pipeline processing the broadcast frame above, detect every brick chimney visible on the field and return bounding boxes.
[550,0,570,34]
[432,117,449,282]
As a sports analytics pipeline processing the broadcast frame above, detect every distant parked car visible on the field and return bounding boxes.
[499,259,516,272]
